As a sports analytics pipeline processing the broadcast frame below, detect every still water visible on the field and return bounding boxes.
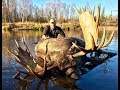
[2,28,118,90]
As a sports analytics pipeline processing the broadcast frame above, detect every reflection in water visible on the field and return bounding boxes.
[14,74,80,90]
[102,61,109,73]
[2,29,118,61]
[2,28,118,90]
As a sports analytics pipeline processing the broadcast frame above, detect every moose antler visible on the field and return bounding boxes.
[72,5,114,57]
[8,39,40,73]
[8,39,67,79]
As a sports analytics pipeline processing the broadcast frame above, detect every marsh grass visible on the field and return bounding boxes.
[2,21,118,32]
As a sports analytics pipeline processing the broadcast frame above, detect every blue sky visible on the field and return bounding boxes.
[31,0,118,16]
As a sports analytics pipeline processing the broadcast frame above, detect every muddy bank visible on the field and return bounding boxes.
[2,22,118,31]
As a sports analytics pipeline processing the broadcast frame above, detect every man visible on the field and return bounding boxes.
[42,18,65,39]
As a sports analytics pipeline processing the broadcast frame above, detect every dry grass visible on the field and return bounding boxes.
[98,26,118,31]
[2,22,118,31]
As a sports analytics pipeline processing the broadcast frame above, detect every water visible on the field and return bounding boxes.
[2,28,118,90]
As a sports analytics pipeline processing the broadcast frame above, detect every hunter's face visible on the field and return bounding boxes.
[50,19,56,29]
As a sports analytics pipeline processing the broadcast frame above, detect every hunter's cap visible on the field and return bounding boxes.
[50,18,56,24]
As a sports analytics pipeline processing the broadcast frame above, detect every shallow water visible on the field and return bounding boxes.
[2,28,118,90]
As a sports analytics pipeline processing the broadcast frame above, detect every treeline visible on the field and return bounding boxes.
[2,0,78,23]
[2,0,116,24]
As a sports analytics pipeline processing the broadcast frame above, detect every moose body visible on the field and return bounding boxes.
[35,37,84,63]
[34,37,85,79]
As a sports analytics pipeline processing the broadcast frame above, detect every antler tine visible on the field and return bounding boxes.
[89,33,96,51]
[23,38,32,56]
[26,65,40,77]
[7,48,19,61]
[96,5,100,27]
[71,33,96,57]
[27,65,46,79]
[92,6,95,16]
[84,6,86,12]
[12,72,20,79]
[101,30,114,48]
[72,6,81,17]
[72,51,86,57]
[26,65,35,74]
[72,42,87,52]
[82,7,85,12]
[14,39,25,53]
[15,39,20,48]
[97,27,106,50]
[7,48,31,72]
[14,67,32,75]
[68,40,77,51]
[14,59,30,72]
[68,43,75,52]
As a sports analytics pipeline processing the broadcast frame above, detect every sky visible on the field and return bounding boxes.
[31,0,118,16]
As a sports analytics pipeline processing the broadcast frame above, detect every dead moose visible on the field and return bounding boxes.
[9,5,116,81]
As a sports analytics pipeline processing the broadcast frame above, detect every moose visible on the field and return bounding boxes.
[9,5,115,81]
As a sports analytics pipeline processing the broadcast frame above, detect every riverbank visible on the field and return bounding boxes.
[2,22,118,31]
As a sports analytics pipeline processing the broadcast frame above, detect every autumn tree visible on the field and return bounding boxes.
[2,0,7,22]
[18,0,31,23]
[100,6,105,20]
[108,11,112,20]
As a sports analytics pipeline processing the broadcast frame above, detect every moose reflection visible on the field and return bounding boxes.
[14,74,80,90]
[8,5,117,90]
